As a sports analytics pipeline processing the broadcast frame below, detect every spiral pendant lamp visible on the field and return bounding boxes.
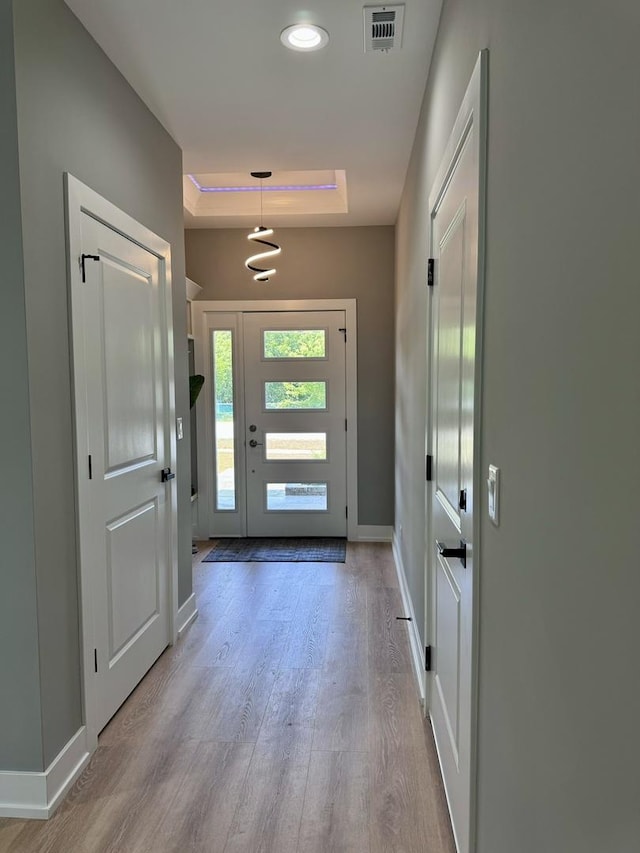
[245,171,281,282]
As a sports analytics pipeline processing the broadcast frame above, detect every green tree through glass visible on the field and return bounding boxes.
[263,330,326,408]
[213,331,233,406]
[263,329,325,359]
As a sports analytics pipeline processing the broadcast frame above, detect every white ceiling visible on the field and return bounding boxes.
[64,0,442,228]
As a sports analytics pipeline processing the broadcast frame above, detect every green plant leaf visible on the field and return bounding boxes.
[189,374,205,409]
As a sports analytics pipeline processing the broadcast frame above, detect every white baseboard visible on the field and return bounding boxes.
[392,532,426,702]
[0,726,90,819]
[177,593,198,637]
[354,525,393,542]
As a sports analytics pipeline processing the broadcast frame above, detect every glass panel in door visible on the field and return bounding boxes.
[212,330,236,511]
[263,329,326,359]
[265,433,327,461]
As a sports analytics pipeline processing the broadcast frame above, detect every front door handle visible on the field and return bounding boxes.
[161,467,175,482]
[249,439,263,448]
[436,539,467,568]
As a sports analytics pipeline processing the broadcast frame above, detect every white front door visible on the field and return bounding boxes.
[428,53,486,853]
[242,311,347,536]
[77,209,173,734]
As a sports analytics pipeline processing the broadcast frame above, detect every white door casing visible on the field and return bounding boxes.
[243,311,347,537]
[66,175,177,746]
[426,52,487,853]
[191,300,358,541]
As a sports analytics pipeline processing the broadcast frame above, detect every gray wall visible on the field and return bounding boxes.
[185,226,395,527]
[5,0,190,771]
[0,0,44,772]
[396,0,640,849]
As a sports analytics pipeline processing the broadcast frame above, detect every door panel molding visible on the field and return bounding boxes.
[65,174,178,751]
[192,299,358,540]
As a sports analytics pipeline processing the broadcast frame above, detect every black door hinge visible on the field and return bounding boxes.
[345,506,348,519]
[427,258,435,287]
[425,645,432,672]
[94,648,98,673]
[81,253,100,283]
[426,454,433,482]
[88,454,93,480]
[459,488,467,511]
[345,418,348,431]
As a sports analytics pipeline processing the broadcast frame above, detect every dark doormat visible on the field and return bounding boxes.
[203,537,347,563]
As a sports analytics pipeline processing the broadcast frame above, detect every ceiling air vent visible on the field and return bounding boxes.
[364,5,405,52]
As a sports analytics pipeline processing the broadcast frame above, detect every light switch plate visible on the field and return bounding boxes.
[177,417,184,440]
[487,464,500,526]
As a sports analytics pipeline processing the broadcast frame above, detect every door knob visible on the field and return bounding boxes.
[249,439,263,448]
[436,539,467,568]
[161,467,175,482]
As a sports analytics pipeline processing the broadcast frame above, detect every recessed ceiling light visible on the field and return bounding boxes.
[280,24,329,52]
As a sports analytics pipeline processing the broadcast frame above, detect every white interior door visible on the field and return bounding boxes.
[79,211,172,734]
[428,53,486,853]
[242,311,347,537]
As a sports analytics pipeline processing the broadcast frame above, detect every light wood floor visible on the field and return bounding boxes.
[0,542,455,853]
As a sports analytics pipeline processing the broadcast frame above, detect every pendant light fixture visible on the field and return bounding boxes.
[245,171,281,282]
